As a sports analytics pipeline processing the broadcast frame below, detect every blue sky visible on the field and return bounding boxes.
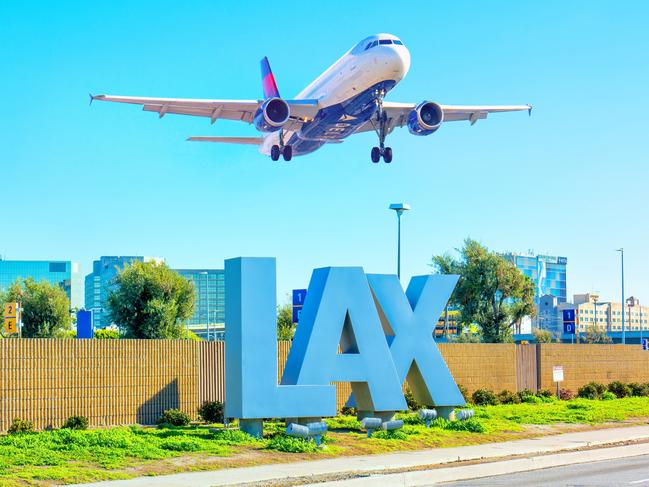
[1,1,647,304]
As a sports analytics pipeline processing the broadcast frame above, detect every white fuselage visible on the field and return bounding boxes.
[260,34,411,156]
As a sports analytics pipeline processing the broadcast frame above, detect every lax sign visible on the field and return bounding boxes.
[225,258,465,423]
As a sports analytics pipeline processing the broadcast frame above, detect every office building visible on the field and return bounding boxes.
[0,259,82,308]
[85,256,162,328]
[502,252,568,303]
[175,269,225,340]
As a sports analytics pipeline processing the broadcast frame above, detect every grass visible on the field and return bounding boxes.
[3,398,649,485]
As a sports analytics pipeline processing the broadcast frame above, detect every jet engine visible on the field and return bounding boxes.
[254,97,291,132]
[407,101,444,136]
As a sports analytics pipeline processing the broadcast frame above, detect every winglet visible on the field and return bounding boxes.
[260,56,280,99]
[89,93,94,106]
[528,104,533,116]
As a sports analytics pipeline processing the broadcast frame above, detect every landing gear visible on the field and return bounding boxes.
[271,130,292,161]
[370,90,394,163]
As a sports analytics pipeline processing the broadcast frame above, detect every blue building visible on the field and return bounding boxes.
[503,253,568,303]
[0,259,82,308]
[175,269,225,340]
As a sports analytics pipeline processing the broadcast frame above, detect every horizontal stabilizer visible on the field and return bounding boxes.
[186,136,263,145]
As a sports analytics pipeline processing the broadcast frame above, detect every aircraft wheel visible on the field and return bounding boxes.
[371,147,381,163]
[283,145,292,161]
[383,147,393,163]
[271,145,281,161]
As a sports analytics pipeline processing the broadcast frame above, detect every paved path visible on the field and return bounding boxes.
[73,424,649,487]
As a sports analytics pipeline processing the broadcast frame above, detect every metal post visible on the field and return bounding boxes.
[620,249,626,344]
[397,212,402,280]
[640,300,643,344]
[206,274,210,342]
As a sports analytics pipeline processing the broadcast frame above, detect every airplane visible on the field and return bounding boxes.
[91,33,531,163]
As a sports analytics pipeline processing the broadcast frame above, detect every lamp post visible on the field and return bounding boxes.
[616,248,625,344]
[200,271,210,341]
[389,203,410,280]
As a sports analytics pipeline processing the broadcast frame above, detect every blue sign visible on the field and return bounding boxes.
[292,289,307,306]
[292,306,302,324]
[76,310,93,339]
[642,338,649,351]
[562,309,575,322]
[225,257,464,437]
[563,322,576,335]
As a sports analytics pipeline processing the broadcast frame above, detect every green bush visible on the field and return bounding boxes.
[497,390,521,404]
[608,381,631,398]
[8,418,34,434]
[160,437,202,452]
[601,391,616,400]
[404,388,420,411]
[94,329,119,339]
[198,401,223,423]
[157,409,190,427]
[62,415,89,430]
[629,383,649,397]
[578,382,606,400]
[211,428,257,445]
[372,429,408,440]
[472,389,499,406]
[266,434,319,453]
[339,405,357,416]
[431,417,485,433]
[536,389,554,399]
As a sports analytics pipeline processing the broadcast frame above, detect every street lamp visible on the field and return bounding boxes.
[616,248,625,344]
[389,203,410,280]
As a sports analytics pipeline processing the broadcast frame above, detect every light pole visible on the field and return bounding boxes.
[389,203,410,280]
[616,248,625,344]
[200,271,210,341]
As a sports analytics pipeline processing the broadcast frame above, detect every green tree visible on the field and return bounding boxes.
[582,325,613,344]
[431,239,536,343]
[277,300,295,340]
[107,261,195,339]
[2,278,72,338]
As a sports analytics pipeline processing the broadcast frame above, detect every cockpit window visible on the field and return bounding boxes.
[379,39,391,45]
[365,42,372,50]
[371,40,378,47]
[393,39,403,45]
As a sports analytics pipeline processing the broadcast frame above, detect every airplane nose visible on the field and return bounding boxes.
[383,45,410,81]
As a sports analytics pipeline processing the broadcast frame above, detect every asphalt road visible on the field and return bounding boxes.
[443,454,649,486]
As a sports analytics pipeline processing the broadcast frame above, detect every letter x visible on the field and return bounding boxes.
[367,274,465,407]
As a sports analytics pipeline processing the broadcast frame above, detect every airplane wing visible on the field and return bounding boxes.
[90,94,320,131]
[354,102,531,134]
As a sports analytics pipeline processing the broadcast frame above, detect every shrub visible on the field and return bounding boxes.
[431,417,486,433]
[559,388,574,400]
[211,428,257,445]
[578,382,606,400]
[497,390,521,404]
[198,401,223,423]
[157,409,190,427]
[472,389,499,406]
[457,384,470,403]
[62,415,89,430]
[372,429,408,440]
[404,388,420,411]
[629,383,649,397]
[601,391,616,400]
[8,418,34,434]
[607,381,631,398]
[339,405,357,416]
[537,389,554,399]
[94,329,119,339]
[266,434,319,453]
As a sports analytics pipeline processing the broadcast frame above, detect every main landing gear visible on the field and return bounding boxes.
[370,90,393,163]
[270,130,292,161]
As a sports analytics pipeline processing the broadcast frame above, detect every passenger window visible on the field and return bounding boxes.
[379,39,391,45]
[393,40,403,45]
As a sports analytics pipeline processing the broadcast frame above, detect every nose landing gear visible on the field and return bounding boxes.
[370,91,393,163]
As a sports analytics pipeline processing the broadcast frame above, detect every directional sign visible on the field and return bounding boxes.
[562,309,575,323]
[3,303,17,318]
[3,317,17,334]
[292,289,307,324]
[563,322,576,335]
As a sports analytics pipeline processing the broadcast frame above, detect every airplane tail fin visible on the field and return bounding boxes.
[260,56,280,99]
